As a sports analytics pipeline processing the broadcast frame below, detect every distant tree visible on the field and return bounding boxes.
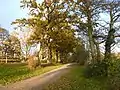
[49,27,77,63]
[71,39,89,65]
[8,35,21,59]
[0,27,9,60]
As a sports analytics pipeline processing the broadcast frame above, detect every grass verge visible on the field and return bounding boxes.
[0,63,63,85]
[44,66,108,90]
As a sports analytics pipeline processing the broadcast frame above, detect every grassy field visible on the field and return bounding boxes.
[0,63,63,85]
[44,66,108,90]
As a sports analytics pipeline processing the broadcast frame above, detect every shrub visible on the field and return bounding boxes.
[27,56,39,70]
[84,59,120,90]
[41,59,47,63]
[107,60,120,90]
[84,61,108,77]
[107,75,120,90]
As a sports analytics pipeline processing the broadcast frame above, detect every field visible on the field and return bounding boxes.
[44,66,108,90]
[0,63,63,85]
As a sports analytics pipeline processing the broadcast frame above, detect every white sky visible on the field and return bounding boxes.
[0,0,120,53]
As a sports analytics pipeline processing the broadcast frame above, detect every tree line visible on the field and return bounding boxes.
[0,27,21,62]
[11,0,88,66]
[1,0,120,67]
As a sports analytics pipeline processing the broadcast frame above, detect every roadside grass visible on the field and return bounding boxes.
[0,63,63,85]
[44,66,108,90]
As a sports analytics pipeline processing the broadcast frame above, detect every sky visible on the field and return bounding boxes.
[0,0,43,55]
[0,0,120,53]
[0,0,28,33]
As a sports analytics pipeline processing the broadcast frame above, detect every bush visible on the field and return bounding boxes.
[107,60,120,90]
[84,59,120,90]
[27,56,39,70]
[107,75,120,90]
[41,60,47,63]
[84,61,108,77]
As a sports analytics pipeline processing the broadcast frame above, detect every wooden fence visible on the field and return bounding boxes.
[0,58,20,63]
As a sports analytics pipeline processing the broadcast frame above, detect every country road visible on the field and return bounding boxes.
[0,63,75,90]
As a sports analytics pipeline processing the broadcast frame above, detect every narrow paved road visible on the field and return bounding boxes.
[0,85,8,90]
[0,63,75,90]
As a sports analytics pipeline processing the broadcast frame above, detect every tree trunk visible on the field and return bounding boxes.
[87,5,96,63]
[60,53,64,63]
[56,50,59,63]
[96,43,101,61]
[94,39,101,61]
[5,53,7,63]
[87,22,96,63]
[104,8,115,61]
[48,46,52,64]
[104,29,115,60]
[38,42,42,66]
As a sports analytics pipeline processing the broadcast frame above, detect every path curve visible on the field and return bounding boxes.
[1,63,75,90]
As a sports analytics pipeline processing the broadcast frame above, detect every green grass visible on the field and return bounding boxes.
[44,66,108,90]
[0,63,63,85]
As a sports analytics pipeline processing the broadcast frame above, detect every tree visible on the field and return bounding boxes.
[11,29,32,61]
[12,0,75,64]
[0,27,22,63]
[102,0,120,60]
[69,38,89,64]
[69,0,103,63]
[8,35,21,59]
[50,27,77,63]
[0,27,9,60]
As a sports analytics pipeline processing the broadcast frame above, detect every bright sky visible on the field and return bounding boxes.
[0,0,44,55]
[0,0,28,33]
[0,0,120,53]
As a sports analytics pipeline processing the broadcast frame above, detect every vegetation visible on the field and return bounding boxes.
[0,27,21,63]
[44,60,120,90]
[0,63,63,85]
[107,59,120,90]
[0,0,120,89]
[11,0,88,69]
[44,66,108,90]
[84,61,108,77]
